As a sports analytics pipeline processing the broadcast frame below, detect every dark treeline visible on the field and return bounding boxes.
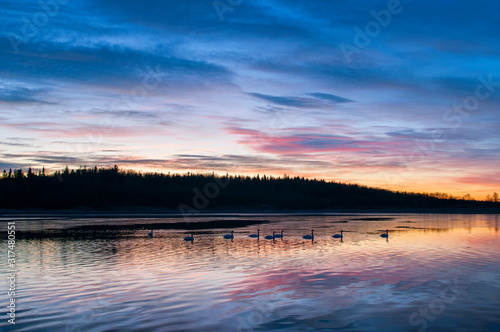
[0,166,499,211]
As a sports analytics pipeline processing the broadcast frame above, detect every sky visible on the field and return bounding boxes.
[0,0,499,199]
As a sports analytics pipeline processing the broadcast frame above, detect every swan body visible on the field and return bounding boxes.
[148,230,153,238]
[381,229,389,238]
[265,231,275,240]
[303,229,314,239]
[333,230,343,238]
[274,230,284,238]
[184,233,194,241]
[249,229,260,238]
[224,231,234,239]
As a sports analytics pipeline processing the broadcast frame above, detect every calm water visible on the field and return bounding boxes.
[1,214,500,332]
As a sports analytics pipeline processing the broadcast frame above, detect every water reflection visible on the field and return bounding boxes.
[0,214,499,331]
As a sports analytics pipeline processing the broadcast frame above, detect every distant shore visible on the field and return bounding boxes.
[1,207,500,218]
[4,207,499,240]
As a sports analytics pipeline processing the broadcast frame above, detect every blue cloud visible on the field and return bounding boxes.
[0,86,50,104]
[0,40,232,88]
[308,93,353,103]
[248,93,320,108]
[249,92,353,108]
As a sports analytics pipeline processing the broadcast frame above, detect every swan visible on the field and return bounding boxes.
[303,229,314,239]
[265,231,275,240]
[274,230,284,238]
[184,233,194,241]
[381,229,389,238]
[223,231,234,239]
[332,230,343,238]
[249,229,260,238]
[148,230,153,238]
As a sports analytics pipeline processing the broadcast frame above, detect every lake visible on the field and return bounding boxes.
[1,213,499,331]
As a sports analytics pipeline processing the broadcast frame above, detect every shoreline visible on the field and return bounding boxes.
[1,207,500,218]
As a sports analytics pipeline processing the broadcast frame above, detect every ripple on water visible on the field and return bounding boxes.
[1,214,499,331]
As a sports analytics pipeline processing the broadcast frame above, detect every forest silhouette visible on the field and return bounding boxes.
[0,166,499,211]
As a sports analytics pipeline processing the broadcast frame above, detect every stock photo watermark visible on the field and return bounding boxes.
[64,251,129,331]
[8,0,70,54]
[385,74,500,185]
[6,221,17,325]
[178,175,230,218]
[75,64,165,155]
[213,0,244,22]
[340,0,408,63]
[407,277,464,332]
[236,297,277,332]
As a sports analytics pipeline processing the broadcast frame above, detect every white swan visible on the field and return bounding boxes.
[265,231,275,240]
[332,230,343,238]
[274,230,284,238]
[249,229,260,238]
[303,229,314,239]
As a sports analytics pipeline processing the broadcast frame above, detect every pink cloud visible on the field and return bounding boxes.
[458,174,500,187]
[226,126,409,156]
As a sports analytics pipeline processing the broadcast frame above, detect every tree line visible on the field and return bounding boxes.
[0,166,499,211]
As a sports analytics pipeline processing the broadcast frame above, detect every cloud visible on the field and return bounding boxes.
[0,141,37,147]
[385,128,478,142]
[248,92,353,109]
[0,40,233,90]
[307,93,353,103]
[89,109,158,118]
[0,120,169,139]
[248,93,318,108]
[0,152,333,176]
[0,162,23,170]
[0,86,51,104]
[458,173,500,187]
[225,126,409,155]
